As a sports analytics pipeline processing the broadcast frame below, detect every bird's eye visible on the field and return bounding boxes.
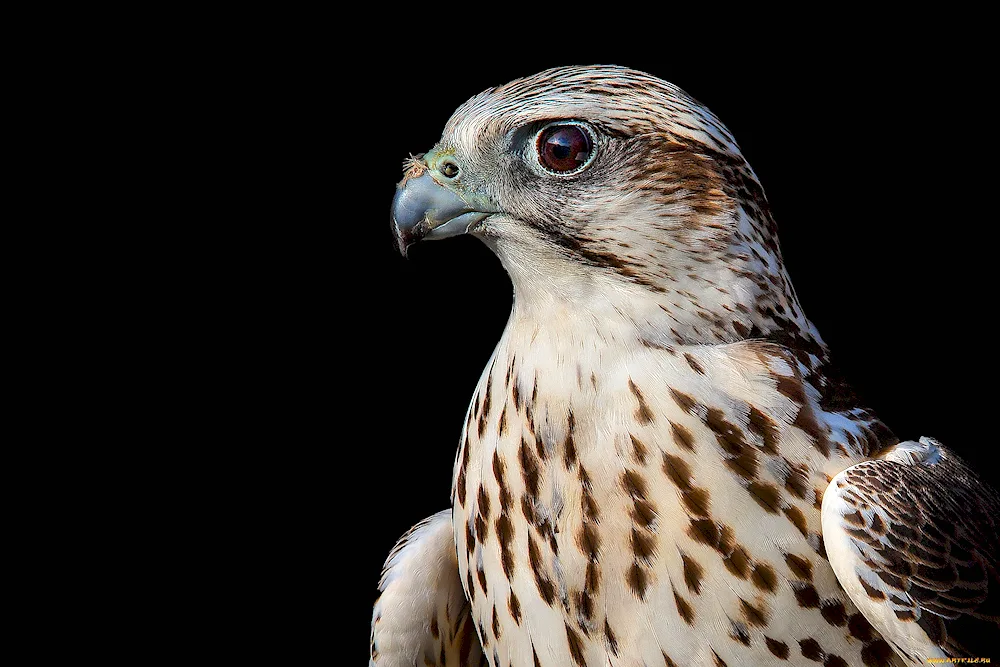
[536,123,595,174]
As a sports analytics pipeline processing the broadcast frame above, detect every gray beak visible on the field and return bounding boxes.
[390,171,493,256]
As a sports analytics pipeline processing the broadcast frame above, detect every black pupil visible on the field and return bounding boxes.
[540,125,590,172]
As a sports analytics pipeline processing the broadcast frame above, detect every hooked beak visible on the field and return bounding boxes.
[390,169,495,257]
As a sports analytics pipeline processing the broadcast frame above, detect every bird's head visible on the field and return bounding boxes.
[392,65,820,350]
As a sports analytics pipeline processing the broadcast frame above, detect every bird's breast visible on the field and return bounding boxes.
[451,332,887,666]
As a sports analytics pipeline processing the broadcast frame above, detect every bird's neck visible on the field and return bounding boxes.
[475,206,886,447]
[483,208,826,359]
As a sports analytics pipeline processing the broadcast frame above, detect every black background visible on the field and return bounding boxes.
[40,17,996,664]
[196,34,995,657]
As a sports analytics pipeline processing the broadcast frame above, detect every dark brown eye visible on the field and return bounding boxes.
[537,124,594,174]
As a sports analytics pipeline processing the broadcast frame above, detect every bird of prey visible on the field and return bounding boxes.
[371,66,999,666]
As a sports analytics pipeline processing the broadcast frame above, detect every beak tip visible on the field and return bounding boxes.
[391,211,428,258]
[395,233,411,258]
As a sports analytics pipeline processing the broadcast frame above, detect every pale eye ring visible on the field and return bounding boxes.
[535,122,596,175]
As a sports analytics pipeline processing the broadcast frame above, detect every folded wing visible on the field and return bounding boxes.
[370,509,486,667]
[822,438,999,663]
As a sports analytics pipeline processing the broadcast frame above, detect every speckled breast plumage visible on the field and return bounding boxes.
[452,320,897,666]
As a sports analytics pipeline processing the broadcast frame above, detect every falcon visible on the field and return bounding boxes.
[370,66,999,666]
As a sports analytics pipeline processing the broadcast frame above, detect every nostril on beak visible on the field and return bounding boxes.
[439,161,459,179]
